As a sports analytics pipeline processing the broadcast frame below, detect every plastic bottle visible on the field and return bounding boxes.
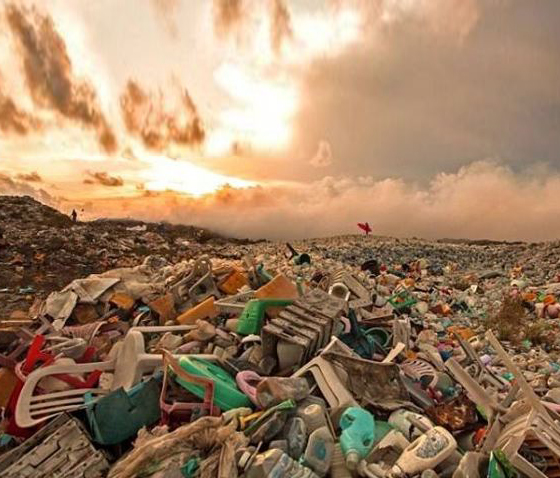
[246,449,318,478]
[303,426,334,477]
[330,443,352,478]
[388,409,434,441]
[392,427,457,476]
[283,417,307,460]
[300,404,328,433]
[339,407,375,470]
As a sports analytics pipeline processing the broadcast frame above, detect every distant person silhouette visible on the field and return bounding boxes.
[71,209,77,223]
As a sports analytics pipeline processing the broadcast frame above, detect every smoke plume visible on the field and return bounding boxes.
[74,161,560,242]
[15,171,42,182]
[0,172,56,205]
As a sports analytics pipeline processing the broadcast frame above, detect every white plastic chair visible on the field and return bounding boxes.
[15,327,215,428]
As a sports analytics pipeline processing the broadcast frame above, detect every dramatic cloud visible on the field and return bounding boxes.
[5,3,118,153]
[0,88,41,135]
[84,171,124,187]
[150,0,180,39]
[213,0,244,38]
[120,79,205,152]
[212,0,291,53]
[77,161,560,242]
[15,171,42,182]
[310,140,333,167]
[292,0,560,182]
[269,0,292,53]
[0,75,42,135]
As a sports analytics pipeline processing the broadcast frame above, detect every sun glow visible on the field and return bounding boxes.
[141,156,255,196]
[213,63,298,152]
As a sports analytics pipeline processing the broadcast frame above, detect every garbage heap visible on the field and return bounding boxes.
[2,242,560,478]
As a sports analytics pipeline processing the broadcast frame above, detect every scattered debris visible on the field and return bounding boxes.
[2,194,560,477]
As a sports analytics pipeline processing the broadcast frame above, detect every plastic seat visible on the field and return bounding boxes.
[15,329,218,428]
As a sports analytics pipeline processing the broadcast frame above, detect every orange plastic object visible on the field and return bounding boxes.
[255,274,298,300]
[177,297,218,325]
[149,293,177,325]
[448,326,475,341]
[543,295,557,306]
[219,270,249,295]
[402,278,415,288]
[110,293,135,311]
[0,367,18,408]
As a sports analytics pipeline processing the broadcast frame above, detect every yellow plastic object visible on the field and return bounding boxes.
[239,411,265,430]
[177,297,218,325]
[218,270,249,295]
[255,274,298,300]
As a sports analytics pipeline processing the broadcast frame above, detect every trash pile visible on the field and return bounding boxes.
[0,195,255,319]
[3,201,560,477]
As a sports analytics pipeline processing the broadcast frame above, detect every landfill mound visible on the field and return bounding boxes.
[3,197,560,477]
[0,195,254,318]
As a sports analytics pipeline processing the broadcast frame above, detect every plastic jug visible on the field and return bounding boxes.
[339,407,375,470]
[392,426,457,475]
[284,416,307,460]
[246,448,319,478]
[303,426,334,477]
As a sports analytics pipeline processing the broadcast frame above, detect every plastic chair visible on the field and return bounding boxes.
[159,350,220,427]
[15,329,217,428]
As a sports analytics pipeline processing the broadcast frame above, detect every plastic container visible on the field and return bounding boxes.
[236,299,294,335]
[303,427,334,477]
[246,448,318,478]
[339,407,375,470]
[176,297,217,325]
[176,356,251,410]
[283,417,307,459]
[392,426,457,475]
[300,404,328,433]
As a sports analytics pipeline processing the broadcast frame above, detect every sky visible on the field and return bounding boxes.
[1,0,560,240]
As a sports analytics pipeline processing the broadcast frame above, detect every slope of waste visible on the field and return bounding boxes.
[2,197,560,477]
[0,195,255,318]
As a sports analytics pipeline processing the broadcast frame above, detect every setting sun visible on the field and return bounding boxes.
[141,156,255,197]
